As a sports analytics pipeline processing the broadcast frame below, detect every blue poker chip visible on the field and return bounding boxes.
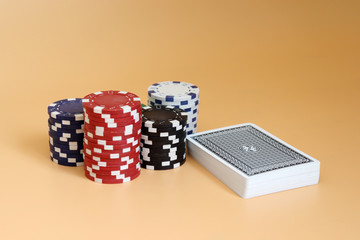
[48,119,84,130]
[48,98,84,121]
[49,132,84,143]
[48,128,84,139]
[48,123,84,134]
[50,150,83,162]
[50,156,84,167]
[148,81,199,101]
[49,117,84,125]
[149,97,199,107]
[49,139,83,152]
[49,143,84,155]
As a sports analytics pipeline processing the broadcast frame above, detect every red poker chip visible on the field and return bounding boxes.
[84,142,139,154]
[85,168,140,180]
[84,109,141,121]
[84,122,141,133]
[84,135,139,146]
[84,125,141,137]
[85,163,140,176]
[84,146,139,159]
[83,104,142,118]
[85,129,141,141]
[84,151,139,163]
[85,157,140,169]
[85,161,141,171]
[84,138,139,150]
[85,115,140,127]
[85,169,141,184]
[82,91,141,114]
[84,147,140,160]
[84,155,140,167]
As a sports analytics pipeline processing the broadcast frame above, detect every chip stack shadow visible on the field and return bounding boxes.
[140,106,187,170]
[147,81,200,135]
[47,98,84,166]
[82,91,142,184]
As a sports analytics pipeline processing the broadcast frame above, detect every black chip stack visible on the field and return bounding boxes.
[140,106,187,170]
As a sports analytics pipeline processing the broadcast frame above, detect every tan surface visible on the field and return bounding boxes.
[1,0,359,239]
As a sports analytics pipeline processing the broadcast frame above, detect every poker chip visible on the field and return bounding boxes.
[84,124,141,137]
[84,135,137,146]
[140,159,185,170]
[84,145,140,159]
[85,128,141,141]
[48,119,84,130]
[82,91,141,114]
[148,81,199,101]
[50,151,83,163]
[50,156,84,167]
[140,105,187,170]
[85,169,140,184]
[50,143,84,155]
[49,128,84,139]
[84,138,139,151]
[147,81,200,135]
[48,98,84,121]
[47,98,84,167]
[82,90,142,183]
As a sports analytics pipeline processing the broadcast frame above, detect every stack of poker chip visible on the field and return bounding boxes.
[140,106,187,170]
[47,98,84,167]
[147,81,200,135]
[82,91,142,184]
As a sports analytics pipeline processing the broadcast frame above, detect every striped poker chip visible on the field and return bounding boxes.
[49,143,83,155]
[148,96,199,109]
[142,105,187,129]
[85,169,140,184]
[84,135,136,146]
[50,156,84,167]
[140,136,185,146]
[50,150,83,163]
[84,124,141,137]
[85,162,140,176]
[85,128,141,141]
[48,119,84,130]
[141,134,185,144]
[141,153,186,162]
[48,98,84,121]
[84,156,139,168]
[83,107,141,122]
[82,91,141,114]
[84,144,140,159]
[49,128,84,139]
[147,81,199,101]
[49,132,83,142]
[140,159,186,170]
[49,123,84,134]
[84,137,139,151]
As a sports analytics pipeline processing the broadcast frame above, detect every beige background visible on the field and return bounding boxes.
[1,0,359,239]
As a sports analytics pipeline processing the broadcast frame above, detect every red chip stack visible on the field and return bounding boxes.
[82,91,142,184]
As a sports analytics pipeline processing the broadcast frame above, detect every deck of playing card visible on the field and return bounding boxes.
[186,123,320,198]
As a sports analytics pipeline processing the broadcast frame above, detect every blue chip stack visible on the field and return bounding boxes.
[147,81,200,135]
[47,98,84,167]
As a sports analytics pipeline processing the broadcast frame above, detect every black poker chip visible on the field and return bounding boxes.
[140,159,186,170]
[141,149,186,158]
[142,105,187,128]
[140,140,185,150]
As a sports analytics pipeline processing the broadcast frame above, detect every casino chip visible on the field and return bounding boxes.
[140,106,187,170]
[147,81,200,135]
[82,90,142,183]
[47,98,84,167]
